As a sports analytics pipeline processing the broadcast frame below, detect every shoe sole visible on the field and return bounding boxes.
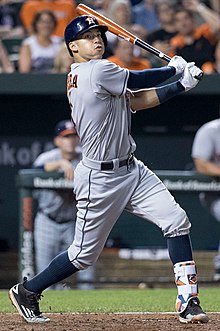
[179,314,209,324]
[8,288,50,324]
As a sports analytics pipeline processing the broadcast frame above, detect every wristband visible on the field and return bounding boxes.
[156,81,184,104]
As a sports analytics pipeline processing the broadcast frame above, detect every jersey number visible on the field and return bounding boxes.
[67,74,78,90]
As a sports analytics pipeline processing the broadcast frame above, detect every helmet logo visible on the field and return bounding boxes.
[86,16,97,25]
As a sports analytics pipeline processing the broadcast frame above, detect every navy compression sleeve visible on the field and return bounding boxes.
[156,81,185,104]
[127,66,176,89]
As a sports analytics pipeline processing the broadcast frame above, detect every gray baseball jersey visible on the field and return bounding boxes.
[67,59,136,161]
[192,119,220,165]
[67,59,190,271]
[192,119,220,269]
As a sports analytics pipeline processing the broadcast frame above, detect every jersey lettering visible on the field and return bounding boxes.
[67,73,78,90]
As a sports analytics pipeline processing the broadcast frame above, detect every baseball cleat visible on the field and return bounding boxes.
[9,283,50,323]
[179,297,209,324]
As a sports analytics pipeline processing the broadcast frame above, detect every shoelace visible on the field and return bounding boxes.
[22,277,43,315]
[26,292,43,315]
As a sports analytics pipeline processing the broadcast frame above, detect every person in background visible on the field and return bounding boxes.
[107,38,151,70]
[147,0,177,67]
[209,0,220,15]
[53,42,74,73]
[0,0,24,38]
[192,117,220,281]
[18,10,62,73]
[19,0,77,38]
[105,0,148,58]
[132,0,160,34]
[33,119,95,289]
[202,39,220,74]
[0,38,14,72]
[169,0,220,73]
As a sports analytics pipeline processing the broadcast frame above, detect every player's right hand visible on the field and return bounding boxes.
[179,62,203,91]
[168,55,187,75]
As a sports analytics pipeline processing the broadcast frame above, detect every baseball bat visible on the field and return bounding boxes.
[76,4,203,80]
[76,4,170,61]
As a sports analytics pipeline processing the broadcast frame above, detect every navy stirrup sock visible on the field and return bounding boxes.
[167,234,193,265]
[24,251,79,293]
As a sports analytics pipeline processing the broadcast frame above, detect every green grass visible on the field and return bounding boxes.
[1,288,219,313]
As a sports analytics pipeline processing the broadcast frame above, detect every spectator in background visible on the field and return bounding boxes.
[147,0,177,67]
[192,117,220,282]
[0,38,14,72]
[107,0,133,29]
[33,119,95,289]
[90,0,112,16]
[105,0,148,57]
[169,0,220,73]
[0,0,24,38]
[19,0,77,38]
[53,42,74,73]
[209,0,220,15]
[130,0,143,5]
[18,10,62,73]
[88,0,111,14]
[132,0,160,34]
[107,38,151,70]
[202,40,220,73]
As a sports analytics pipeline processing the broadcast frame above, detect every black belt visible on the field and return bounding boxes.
[100,154,134,170]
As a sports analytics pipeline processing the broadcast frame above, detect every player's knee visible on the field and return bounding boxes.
[163,210,191,237]
[68,246,97,270]
[72,259,95,271]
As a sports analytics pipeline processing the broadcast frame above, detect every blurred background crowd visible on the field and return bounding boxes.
[0,0,219,74]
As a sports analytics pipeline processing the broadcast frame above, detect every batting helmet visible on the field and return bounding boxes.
[64,15,108,57]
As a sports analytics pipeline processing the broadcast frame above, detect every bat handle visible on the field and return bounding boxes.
[158,53,171,62]
[159,52,204,81]
[159,53,203,81]
[194,71,204,81]
[158,53,203,80]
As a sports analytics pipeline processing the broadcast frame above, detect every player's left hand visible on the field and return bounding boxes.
[59,159,74,181]
[179,62,203,91]
[168,55,187,75]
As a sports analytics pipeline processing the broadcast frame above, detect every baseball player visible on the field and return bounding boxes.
[33,119,95,290]
[9,16,208,324]
[192,118,220,281]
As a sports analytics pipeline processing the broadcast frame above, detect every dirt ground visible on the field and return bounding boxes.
[0,313,219,331]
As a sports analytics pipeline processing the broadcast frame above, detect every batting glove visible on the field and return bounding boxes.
[168,55,187,75]
[179,62,203,91]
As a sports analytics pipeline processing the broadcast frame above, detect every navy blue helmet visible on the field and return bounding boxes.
[64,15,108,57]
